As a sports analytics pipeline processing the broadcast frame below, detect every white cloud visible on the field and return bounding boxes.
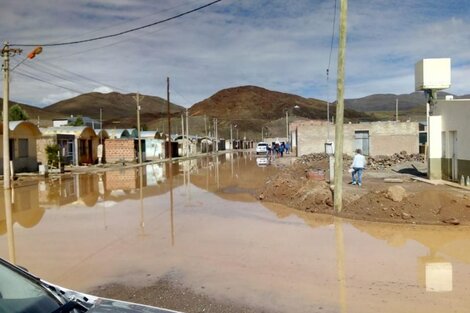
[93,86,114,93]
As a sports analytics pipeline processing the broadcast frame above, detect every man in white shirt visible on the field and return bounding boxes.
[351,149,366,186]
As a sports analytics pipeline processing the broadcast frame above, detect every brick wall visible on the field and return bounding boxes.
[104,139,135,163]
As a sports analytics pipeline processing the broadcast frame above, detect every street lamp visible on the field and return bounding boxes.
[2,42,42,189]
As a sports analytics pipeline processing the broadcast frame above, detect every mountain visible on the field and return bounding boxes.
[0,98,64,126]
[186,85,375,139]
[43,92,185,127]
[190,85,372,121]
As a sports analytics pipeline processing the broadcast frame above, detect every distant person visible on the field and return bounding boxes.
[350,149,366,186]
[285,142,290,154]
[279,143,285,157]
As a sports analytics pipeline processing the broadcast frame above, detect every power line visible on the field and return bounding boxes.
[11,0,223,47]
[14,70,85,95]
[327,0,338,74]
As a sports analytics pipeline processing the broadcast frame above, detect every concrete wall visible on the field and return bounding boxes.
[294,120,419,157]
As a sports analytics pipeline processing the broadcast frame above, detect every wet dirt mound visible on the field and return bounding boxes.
[260,154,470,226]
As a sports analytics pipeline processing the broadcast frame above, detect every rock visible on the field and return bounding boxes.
[401,212,412,220]
[442,217,460,225]
[258,193,265,200]
[325,199,333,207]
[386,185,407,202]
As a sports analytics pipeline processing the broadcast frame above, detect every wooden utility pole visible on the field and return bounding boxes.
[133,92,144,164]
[167,77,172,160]
[333,0,348,213]
[2,43,12,189]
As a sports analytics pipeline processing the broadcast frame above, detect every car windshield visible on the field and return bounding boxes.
[0,261,61,313]
[257,143,268,147]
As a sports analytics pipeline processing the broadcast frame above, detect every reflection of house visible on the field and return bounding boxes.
[38,126,99,165]
[428,98,470,181]
[292,120,419,156]
[0,121,42,173]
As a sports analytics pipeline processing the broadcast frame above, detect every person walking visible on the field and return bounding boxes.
[350,149,366,186]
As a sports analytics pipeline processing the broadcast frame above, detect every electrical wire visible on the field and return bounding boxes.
[14,70,85,95]
[11,0,223,47]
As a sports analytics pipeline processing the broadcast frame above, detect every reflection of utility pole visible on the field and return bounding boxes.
[133,92,144,164]
[139,167,145,236]
[4,189,16,263]
[335,218,347,313]
[333,0,348,213]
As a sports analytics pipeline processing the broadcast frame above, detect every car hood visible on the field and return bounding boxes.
[87,298,181,313]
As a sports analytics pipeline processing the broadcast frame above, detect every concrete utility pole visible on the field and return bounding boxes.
[333,0,348,213]
[133,92,144,164]
[185,109,189,157]
[204,115,207,136]
[213,118,218,152]
[395,98,399,122]
[285,110,289,143]
[181,113,185,156]
[167,77,172,161]
[2,43,22,190]
[230,123,233,150]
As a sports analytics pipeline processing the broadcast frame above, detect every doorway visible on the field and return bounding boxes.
[449,131,458,181]
[355,131,369,155]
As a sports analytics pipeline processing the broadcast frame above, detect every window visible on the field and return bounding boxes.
[18,139,29,158]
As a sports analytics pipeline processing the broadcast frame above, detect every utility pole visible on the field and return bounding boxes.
[333,0,348,213]
[213,118,218,153]
[230,123,233,150]
[181,113,185,157]
[395,98,399,122]
[204,115,207,136]
[2,43,21,190]
[185,109,189,157]
[285,110,289,143]
[133,92,144,164]
[167,77,172,161]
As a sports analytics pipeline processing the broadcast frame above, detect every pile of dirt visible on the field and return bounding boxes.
[259,154,470,226]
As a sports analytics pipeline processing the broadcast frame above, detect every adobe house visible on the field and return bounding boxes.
[0,121,42,173]
[175,135,197,157]
[38,126,99,166]
[428,97,470,181]
[292,120,419,157]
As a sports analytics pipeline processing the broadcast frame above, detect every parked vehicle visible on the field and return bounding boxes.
[255,142,269,155]
[0,257,181,313]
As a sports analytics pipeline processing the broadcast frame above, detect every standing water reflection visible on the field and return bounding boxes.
[1,152,470,312]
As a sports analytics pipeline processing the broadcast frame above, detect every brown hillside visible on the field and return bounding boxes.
[186,86,374,139]
[0,98,64,126]
[44,92,184,127]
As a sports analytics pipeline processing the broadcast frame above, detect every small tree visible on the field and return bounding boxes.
[45,144,63,168]
[9,104,29,121]
[69,115,84,126]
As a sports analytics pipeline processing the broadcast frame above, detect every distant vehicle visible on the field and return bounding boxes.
[0,257,181,313]
[256,142,269,155]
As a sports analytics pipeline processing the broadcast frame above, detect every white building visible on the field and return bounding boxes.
[428,98,470,181]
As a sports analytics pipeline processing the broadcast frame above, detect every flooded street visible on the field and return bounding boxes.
[1,152,470,313]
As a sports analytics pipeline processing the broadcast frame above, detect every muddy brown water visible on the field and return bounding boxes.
[1,152,470,313]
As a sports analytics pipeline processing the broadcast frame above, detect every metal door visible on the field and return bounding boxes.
[449,131,458,181]
[354,131,369,155]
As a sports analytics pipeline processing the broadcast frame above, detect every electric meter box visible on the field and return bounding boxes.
[415,58,451,91]
[325,141,334,155]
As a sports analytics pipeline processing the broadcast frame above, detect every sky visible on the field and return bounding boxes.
[1,0,470,108]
